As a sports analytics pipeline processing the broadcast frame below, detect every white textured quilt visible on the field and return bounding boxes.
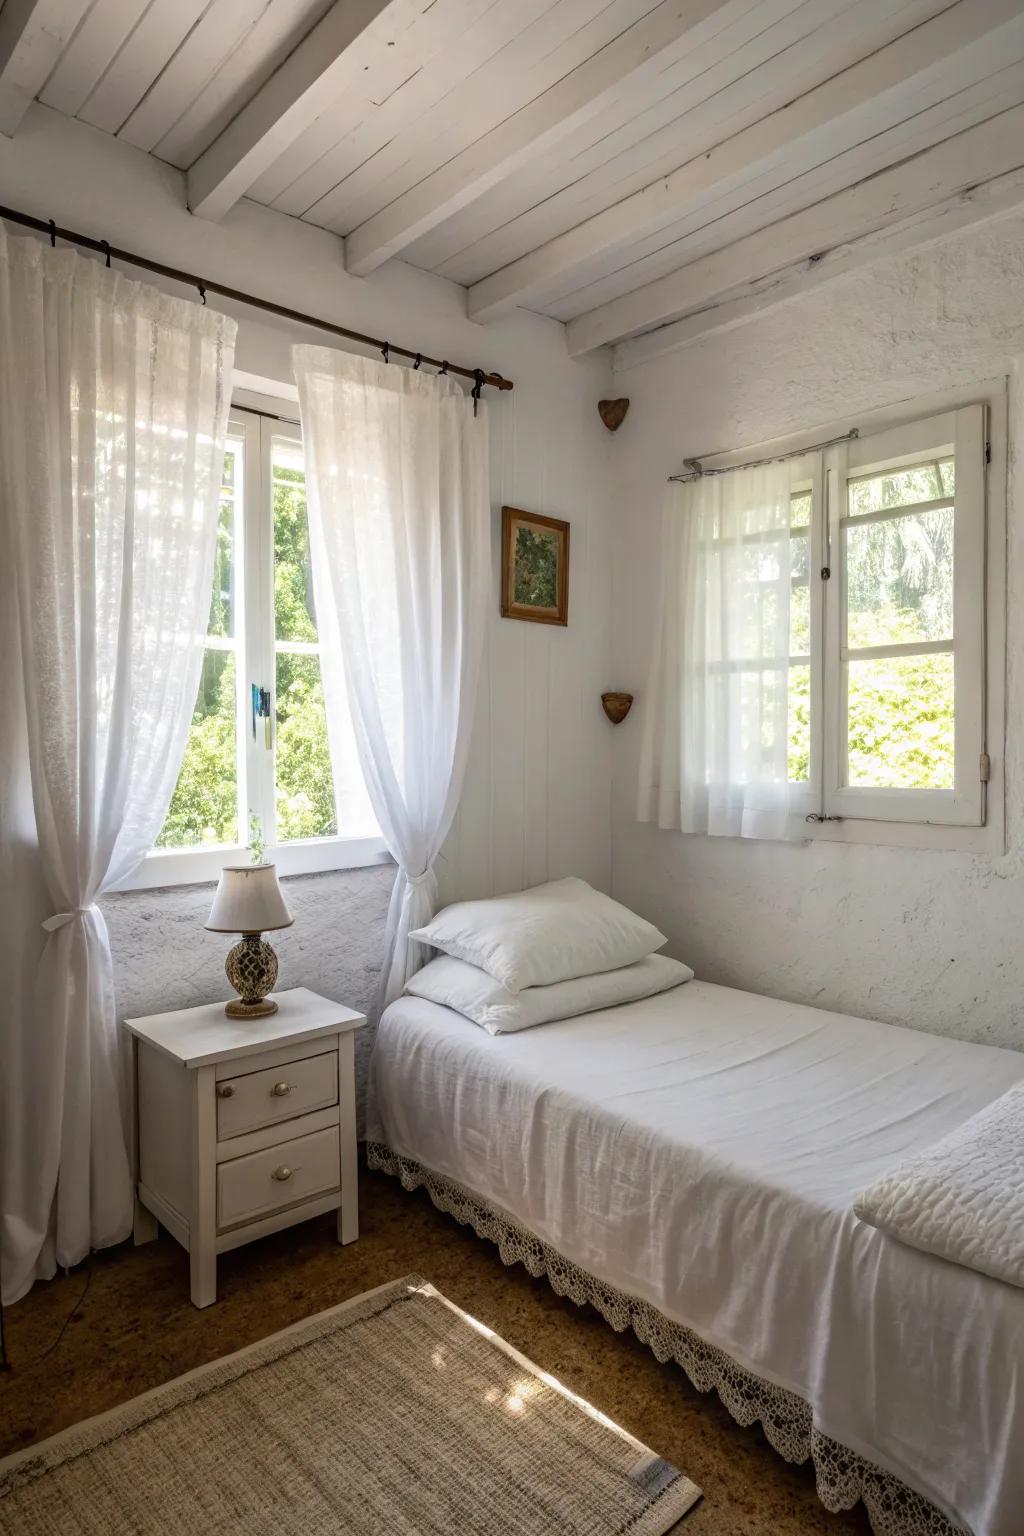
[854,1080,1024,1289]
[368,982,1024,1536]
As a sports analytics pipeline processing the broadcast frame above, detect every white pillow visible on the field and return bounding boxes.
[405,952,693,1034]
[408,877,667,992]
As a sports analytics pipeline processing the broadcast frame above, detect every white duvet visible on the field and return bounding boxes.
[368,981,1024,1536]
[855,1080,1024,1289]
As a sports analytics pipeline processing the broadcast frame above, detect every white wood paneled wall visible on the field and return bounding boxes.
[442,360,613,902]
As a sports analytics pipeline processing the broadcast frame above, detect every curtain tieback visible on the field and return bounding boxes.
[42,905,98,932]
[405,869,435,889]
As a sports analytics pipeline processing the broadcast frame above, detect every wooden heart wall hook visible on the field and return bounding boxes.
[601,692,633,724]
[598,398,629,432]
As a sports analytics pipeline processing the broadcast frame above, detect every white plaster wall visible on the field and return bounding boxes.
[0,107,614,1074]
[610,210,1024,1050]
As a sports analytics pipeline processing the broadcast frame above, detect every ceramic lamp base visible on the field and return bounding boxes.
[225,996,278,1020]
[224,933,279,1020]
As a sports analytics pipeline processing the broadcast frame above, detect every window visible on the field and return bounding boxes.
[123,409,384,890]
[790,391,1002,849]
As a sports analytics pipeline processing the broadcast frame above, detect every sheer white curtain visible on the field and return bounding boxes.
[0,228,235,1302]
[638,461,795,840]
[293,348,489,1012]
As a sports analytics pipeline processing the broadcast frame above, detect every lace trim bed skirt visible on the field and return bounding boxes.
[367,1141,968,1536]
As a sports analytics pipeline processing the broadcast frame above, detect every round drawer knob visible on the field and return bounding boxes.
[216,1085,235,1099]
[271,1081,293,1098]
[271,1165,294,1182]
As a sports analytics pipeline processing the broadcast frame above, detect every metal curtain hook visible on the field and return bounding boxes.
[101,240,111,269]
[48,219,56,248]
[471,368,485,418]
[439,359,449,375]
[413,353,422,370]
[381,340,390,364]
[198,283,207,306]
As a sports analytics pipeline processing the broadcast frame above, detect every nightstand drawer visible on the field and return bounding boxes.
[217,1127,340,1229]
[216,1052,338,1140]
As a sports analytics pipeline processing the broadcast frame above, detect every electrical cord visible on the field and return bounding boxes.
[0,1264,92,1374]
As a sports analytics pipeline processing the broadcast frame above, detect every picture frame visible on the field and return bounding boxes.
[500,506,570,626]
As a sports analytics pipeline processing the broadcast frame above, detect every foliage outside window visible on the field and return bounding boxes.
[158,445,242,848]
[786,461,957,790]
[155,414,371,870]
[271,442,337,841]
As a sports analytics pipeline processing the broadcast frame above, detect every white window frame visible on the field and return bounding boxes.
[115,401,388,892]
[697,379,1006,854]
[820,405,985,831]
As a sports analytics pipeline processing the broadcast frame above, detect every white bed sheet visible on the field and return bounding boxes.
[368,981,1024,1536]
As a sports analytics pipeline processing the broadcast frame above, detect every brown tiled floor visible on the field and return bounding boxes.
[0,1165,869,1534]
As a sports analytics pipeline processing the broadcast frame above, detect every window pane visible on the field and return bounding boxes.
[846,652,954,789]
[790,533,810,655]
[788,663,810,783]
[157,651,238,847]
[845,507,953,649]
[848,457,953,517]
[273,442,317,643]
[275,651,337,840]
[207,495,236,638]
[790,490,812,528]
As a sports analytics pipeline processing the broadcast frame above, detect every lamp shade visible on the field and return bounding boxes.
[205,864,294,934]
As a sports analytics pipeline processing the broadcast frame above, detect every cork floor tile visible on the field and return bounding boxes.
[0,1167,869,1534]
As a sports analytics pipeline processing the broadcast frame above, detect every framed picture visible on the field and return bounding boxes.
[500,506,570,626]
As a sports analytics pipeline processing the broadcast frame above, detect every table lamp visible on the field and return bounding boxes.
[205,865,294,1019]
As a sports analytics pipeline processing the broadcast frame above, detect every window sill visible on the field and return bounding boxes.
[109,835,392,893]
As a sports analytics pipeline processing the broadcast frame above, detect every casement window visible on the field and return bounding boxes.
[120,408,384,890]
[788,387,1004,851]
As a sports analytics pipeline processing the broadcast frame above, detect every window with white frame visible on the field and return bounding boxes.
[128,409,383,889]
[790,399,995,841]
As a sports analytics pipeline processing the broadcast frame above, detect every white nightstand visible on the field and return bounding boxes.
[124,987,366,1308]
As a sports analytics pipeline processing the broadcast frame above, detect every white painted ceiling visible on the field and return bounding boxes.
[2,0,1023,365]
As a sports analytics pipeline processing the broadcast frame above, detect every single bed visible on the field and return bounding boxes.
[366,980,1024,1536]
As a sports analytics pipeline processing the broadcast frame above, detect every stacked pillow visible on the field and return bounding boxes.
[407,876,692,1034]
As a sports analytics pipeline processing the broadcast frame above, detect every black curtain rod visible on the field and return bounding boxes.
[0,205,514,396]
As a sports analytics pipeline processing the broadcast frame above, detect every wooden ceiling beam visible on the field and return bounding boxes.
[0,0,92,137]
[344,0,773,278]
[467,0,1024,323]
[186,0,409,224]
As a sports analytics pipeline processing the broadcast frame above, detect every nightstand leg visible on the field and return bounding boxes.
[130,1035,157,1246]
[190,1065,218,1307]
[134,1193,158,1246]
[337,1032,358,1245]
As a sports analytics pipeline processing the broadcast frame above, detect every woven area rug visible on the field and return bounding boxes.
[0,1275,701,1535]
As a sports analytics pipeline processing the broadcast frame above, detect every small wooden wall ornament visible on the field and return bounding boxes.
[598,399,630,432]
[601,691,633,724]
